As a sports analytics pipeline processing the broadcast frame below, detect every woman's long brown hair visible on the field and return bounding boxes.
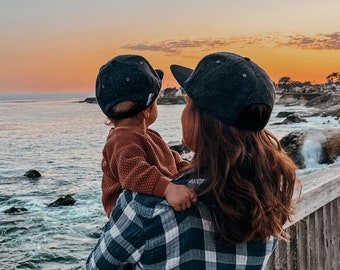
[190,104,300,244]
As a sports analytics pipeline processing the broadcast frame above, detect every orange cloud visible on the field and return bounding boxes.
[121,37,261,55]
[276,32,340,50]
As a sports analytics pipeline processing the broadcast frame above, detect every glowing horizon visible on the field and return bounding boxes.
[1,1,339,93]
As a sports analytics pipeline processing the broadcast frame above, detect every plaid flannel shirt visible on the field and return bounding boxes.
[86,174,278,270]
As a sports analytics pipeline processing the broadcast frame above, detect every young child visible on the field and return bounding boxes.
[95,54,197,217]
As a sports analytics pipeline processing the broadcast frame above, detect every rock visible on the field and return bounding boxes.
[318,106,340,118]
[280,131,306,168]
[157,96,185,105]
[87,226,104,239]
[284,115,308,124]
[276,111,295,118]
[4,207,28,214]
[48,195,76,207]
[304,93,340,117]
[77,97,97,104]
[305,93,340,108]
[168,141,191,155]
[319,130,340,164]
[24,169,41,178]
[77,95,187,105]
[272,114,308,125]
[278,93,322,105]
[280,129,340,169]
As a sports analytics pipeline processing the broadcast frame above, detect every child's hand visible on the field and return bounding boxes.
[164,183,197,211]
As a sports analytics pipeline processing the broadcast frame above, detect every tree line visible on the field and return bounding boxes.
[277,72,340,92]
[161,72,340,95]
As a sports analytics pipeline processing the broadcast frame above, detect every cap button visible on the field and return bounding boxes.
[244,57,251,61]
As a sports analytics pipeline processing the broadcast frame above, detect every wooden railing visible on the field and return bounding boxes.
[266,163,340,270]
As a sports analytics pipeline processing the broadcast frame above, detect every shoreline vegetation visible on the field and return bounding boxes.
[79,86,340,116]
[78,95,186,105]
[80,91,340,108]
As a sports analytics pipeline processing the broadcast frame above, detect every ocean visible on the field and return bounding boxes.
[0,93,339,269]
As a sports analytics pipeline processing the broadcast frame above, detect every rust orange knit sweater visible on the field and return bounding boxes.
[101,127,190,217]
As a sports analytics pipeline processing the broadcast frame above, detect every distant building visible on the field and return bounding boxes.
[174,89,183,96]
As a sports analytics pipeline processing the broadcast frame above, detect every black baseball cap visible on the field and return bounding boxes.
[170,52,275,130]
[96,54,164,119]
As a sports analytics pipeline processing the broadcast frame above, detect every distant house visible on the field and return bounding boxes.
[320,83,340,92]
[174,89,183,96]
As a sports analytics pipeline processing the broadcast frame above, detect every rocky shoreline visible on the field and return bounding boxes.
[79,92,340,117]
[277,92,340,118]
[274,92,340,168]
[77,95,186,105]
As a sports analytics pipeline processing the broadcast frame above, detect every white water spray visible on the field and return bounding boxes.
[301,133,326,169]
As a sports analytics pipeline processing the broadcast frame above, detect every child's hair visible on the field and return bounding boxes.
[106,101,141,126]
[112,101,138,114]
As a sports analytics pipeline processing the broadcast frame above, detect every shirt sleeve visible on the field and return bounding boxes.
[86,192,146,269]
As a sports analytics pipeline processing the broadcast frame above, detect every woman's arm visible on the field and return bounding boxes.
[86,192,146,269]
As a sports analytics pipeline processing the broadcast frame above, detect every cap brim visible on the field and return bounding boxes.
[170,65,193,87]
[155,69,164,80]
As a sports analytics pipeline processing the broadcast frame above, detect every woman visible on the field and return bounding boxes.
[86,52,300,269]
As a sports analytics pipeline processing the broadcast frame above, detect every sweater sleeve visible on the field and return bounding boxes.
[172,150,191,172]
[146,128,191,175]
[114,140,170,197]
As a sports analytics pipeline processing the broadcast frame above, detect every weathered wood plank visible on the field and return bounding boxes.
[308,213,316,269]
[288,226,297,270]
[266,163,340,269]
[329,198,340,270]
[284,163,340,228]
[323,203,330,270]
[315,208,324,269]
[297,219,308,268]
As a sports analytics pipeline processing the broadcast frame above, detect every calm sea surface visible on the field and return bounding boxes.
[0,93,339,269]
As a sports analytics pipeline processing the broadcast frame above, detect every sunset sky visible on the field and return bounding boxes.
[1,0,339,93]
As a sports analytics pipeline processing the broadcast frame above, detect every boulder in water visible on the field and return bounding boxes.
[272,114,308,125]
[24,169,41,178]
[4,207,28,214]
[77,97,97,104]
[168,141,191,155]
[280,131,305,168]
[319,130,340,164]
[48,195,76,207]
[276,111,295,118]
[284,114,308,124]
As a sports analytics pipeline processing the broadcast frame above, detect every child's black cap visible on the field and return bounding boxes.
[96,54,164,119]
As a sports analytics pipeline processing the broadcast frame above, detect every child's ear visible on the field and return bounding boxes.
[141,108,151,118]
